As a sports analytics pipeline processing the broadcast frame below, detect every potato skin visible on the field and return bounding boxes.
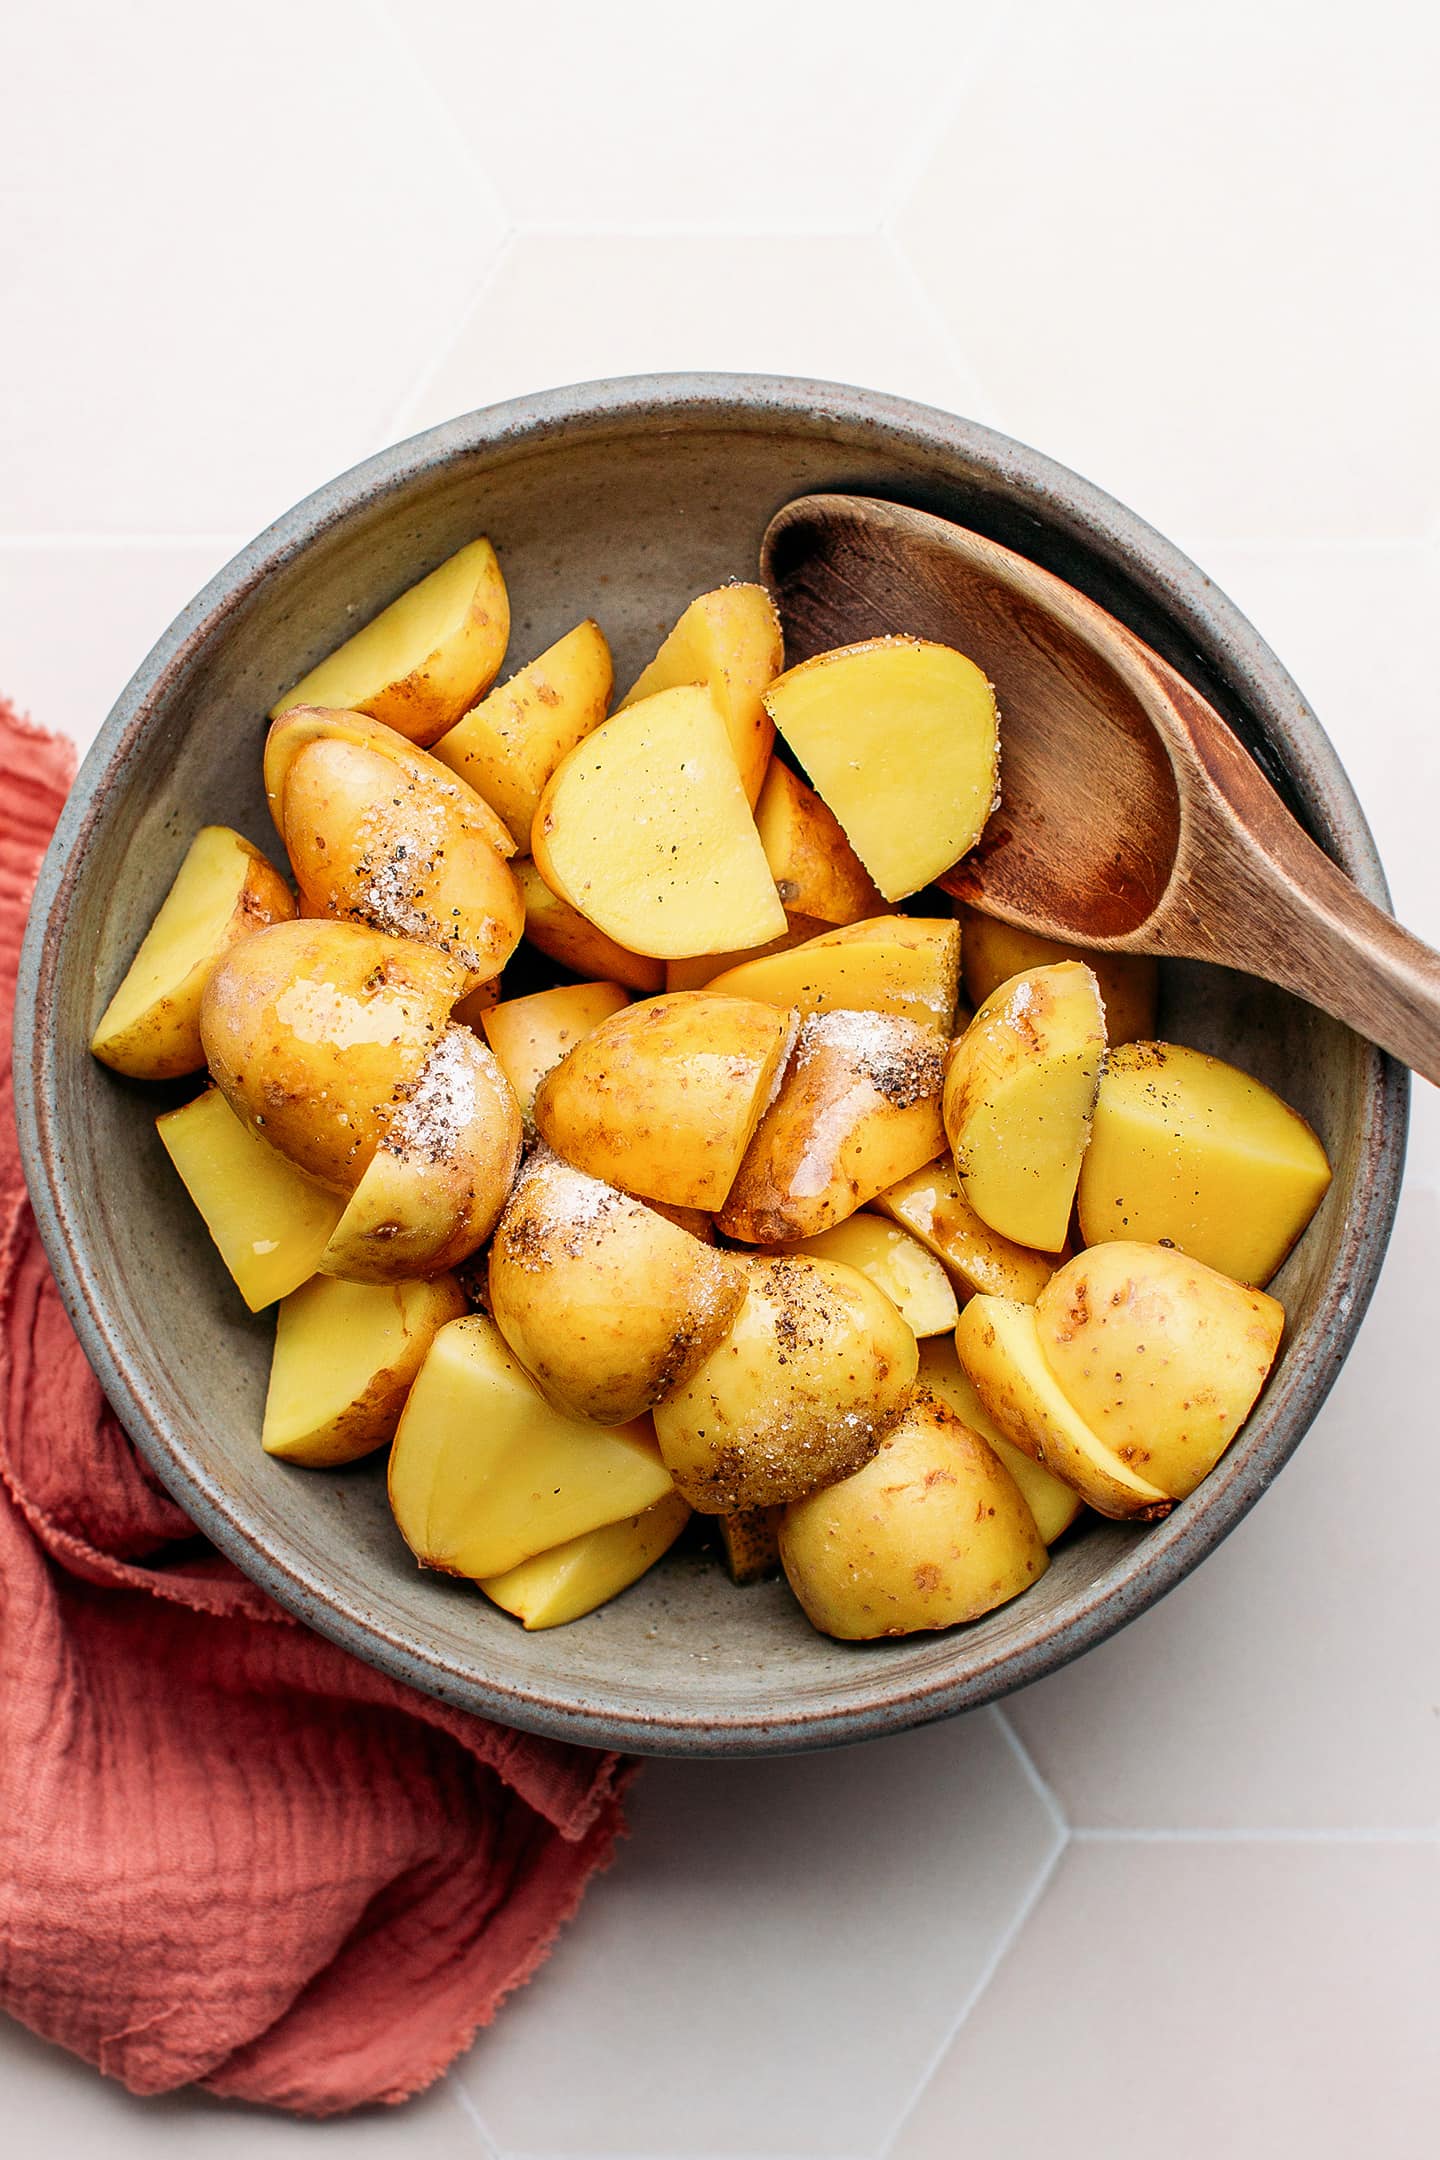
[780,1386,1048,1639]
[873,1154,1061,1302]
[651,1254,918,1511]
[753,758,883,924]
[955,902,1158,1048]
[264,704,516,860]
[516,859,663,993]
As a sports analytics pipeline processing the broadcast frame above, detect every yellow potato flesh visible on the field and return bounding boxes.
[157,1088,344,1311]
[532,992,795,1211]
[1035,1242,1284,1500]
[480,980,630,1116]
[651,1254,919,1512]
[432,618,614,848]
[664,914,829,993]
[281,737,524,991]
[269,538,509,747]
[873,1155,1061,1303]
[779,1215,959,1338]
[1077,1041,1332,1287]
[918,1335,1081,1544]
[956,904,1158,1047]
[264,705,516,861]
[487,1151,746,1425]
[479,1493,691,1629]
[956,1295,1172,1521]
[763,637,999,901]
[531,685,786,960]
[618,582,781,806]
[719,1010,946,1244]
[779,1386,1048,1640]
[753,757,883,924]
[262,1272,467,1466]
[516,858,664,993]
[944,961,1107,1252]
[706,915,960,1033]
[388,1316,674,1580]
[91,826,294,1080]
[716,1506,784,1584]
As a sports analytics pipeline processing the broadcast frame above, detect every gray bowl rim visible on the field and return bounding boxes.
[13,371,1409,1755]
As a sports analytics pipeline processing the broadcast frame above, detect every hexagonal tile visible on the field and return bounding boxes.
[892,0,1439,547]
[452,1711,1061,2158]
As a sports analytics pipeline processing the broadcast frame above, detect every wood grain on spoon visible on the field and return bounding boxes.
[761,494,1440,1085]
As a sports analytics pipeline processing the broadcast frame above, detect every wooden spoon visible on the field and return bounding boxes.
[761,492,1440,1084]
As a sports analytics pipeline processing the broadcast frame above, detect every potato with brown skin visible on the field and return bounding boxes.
[431,618,614,848]
[651,1254,918,1511]
[707,915,961,1034]
[719,1010,946,1245]
[200,919,466,1191]
[779,1386,1048,1640]
[516,858,664,993]
[872,1154,1062,1303]
[264,705,517,861]
[262,1272,467,1466]
[533,992,796,1211]
[955,902,1158,1047]
[488,1149,746,1425]
[776,1214,959,1338]
[753,759,883,924]
[918,1335,1082,1544]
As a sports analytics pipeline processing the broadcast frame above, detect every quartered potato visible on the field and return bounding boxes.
[918,1334,1082,1544]
[715,1506,785,1585]
[955,902,1158,1048]
[664,913,829,993]
[754,758,883,924]
[777,1213,959,1338]
[264,705,518,861]
[262,1272,466,1466]
[481,979,631,1115]
[156,1087,344,1311]
[433,618,614,848]
[706,914,961,1033]
[479,1493,692,1630]
[873,1154,1062,1303]
[618,581,782,806]
[516,857,664,993]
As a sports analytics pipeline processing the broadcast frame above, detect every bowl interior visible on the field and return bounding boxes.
[19,381,1403,1752]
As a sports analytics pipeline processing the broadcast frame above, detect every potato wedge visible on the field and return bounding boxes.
[644,1201,716,1242]
[944,961,1107,1251]
[532,685,786,959]
[388,1316,675,1579]
[956,1294,1172,1520]
[488,1150,745,1424]
[652,1254,918,1511]
[664,913,829,993]
[715,1506,784,1585]
[200,919,466,1190]
[719,1010,946,1244]
[156,1088,344,1311]
[777,1215,959,1338]
[532,992,795,1211]
[763,636,999,900]
[481,980,630,1115]
[618,582,782,806]
[91,826,294,1079]
[262,1272,467,1466]
[753,758,883,924]
[872,1155,1061,1303]
[432,619,614,847]
[264,705,517,861]
[706,915,961,1033]
[1034,1242,1284,1500]
[516,858,664,993]
[280,734,523,991]
[779,1385,1047,1640]
[955,903,1158,1048]
[269,537,509,746]
[918,1335,1082,1543]
[1077,1041,1332,1286]
[478,1493,692,1629]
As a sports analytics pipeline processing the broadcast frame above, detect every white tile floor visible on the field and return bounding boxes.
[3,2,1437,2154]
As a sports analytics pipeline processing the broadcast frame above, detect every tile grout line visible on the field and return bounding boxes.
[361,0,511,231]
[381,228,521,443]
[874,225,1001,420]
[445,2070,506,2158]
[990,1704,1070,1841]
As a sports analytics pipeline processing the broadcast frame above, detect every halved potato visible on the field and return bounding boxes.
[1077,1041,1332,1286]
[516,858,664,993]
[955,1294,1172,1520]
[872,1155,1061,1303]
[388,1316,675,1580]
[706,915,960,1033]
[532,685,786,959]
[91,826,294,1079]
[481,980,630,1115]
[262,1272,467,1466]
[918,1335,1082,1544]
[664,914,829,993]
[618,582,782,805]
[479,1493,691,1630]
[753,758,883,924]
[264,705,516,861]
[779,1385,1047,1640]
[652,1254,918,1512]
[955,903,1158,1049]
[778,1215,959,1338]
[432,618,614,847]
[532,992,795,1210]
[763,636,999,900]
[156,1088,344,1311]
[715,1506,784,1585]
[720,1011,946,1244]
[268,537,509,746]
[944,961,1107,1251]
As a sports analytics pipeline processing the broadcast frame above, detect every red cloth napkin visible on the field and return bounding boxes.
[0,698,632,2114]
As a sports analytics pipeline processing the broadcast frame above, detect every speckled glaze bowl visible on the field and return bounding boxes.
[14,376,1407,1754]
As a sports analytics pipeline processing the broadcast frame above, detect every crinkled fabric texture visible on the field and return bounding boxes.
[0,700,632,2114]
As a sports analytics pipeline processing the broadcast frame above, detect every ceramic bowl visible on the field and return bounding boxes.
[14,375,1407,1754]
